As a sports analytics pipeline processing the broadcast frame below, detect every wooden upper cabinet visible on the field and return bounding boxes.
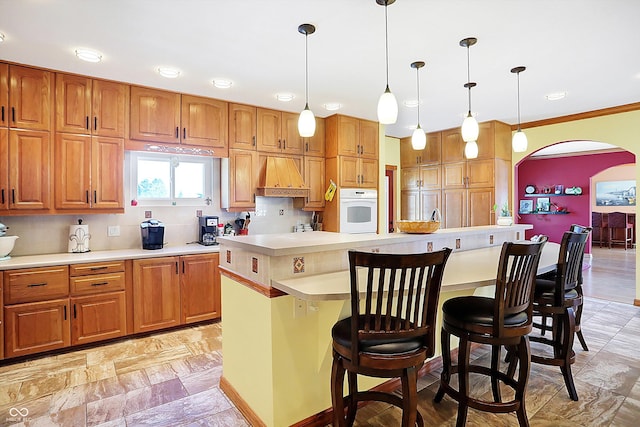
[9,65,52,131]
[91,79,126,137]
[9,130,50,210]
[130,86,181,144]
[476,120,512,161]
[227,148,258,209]
[326,114,378,159]
[55,74,91,135]
[441,128,465,163]
[281,111,304,154]
[92,137,124,209]
[304,116,325,157]
[1,63,9,128]
[400,132,441,167]
[256,108,281,152]
[303,155,325,210]
[0,128,8,210]
[229,103,257,150]
[358,119,378,159]
[181,94,228,153]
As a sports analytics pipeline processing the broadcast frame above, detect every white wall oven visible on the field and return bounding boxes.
[339,188,378,233]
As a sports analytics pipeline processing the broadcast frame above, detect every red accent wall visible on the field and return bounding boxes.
[515,151,635,246]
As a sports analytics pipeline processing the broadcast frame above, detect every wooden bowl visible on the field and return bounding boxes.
[397,220,440,234]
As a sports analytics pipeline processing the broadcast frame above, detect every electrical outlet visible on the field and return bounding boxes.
[145,210,152,218]
[107,226,120,237]
[279,209,285,216]
[294,298,307,318]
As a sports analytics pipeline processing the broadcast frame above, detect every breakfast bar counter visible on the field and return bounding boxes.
[217,225,535,427]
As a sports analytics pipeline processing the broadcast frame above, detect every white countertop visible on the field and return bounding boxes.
[0,244,220,270]
[218,225,532,257]
[272,242,559,301]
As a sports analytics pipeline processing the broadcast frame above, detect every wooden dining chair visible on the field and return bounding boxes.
[331,248,452,427]
[608,211,633,249]
[528,230,589,401]
[434,238,546,427]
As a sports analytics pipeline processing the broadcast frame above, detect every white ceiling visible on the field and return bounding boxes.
[0,0,639,141]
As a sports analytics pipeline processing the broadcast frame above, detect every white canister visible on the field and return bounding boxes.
[69,220,91,253]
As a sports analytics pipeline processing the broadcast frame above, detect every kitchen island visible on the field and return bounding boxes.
[217,225,540,427]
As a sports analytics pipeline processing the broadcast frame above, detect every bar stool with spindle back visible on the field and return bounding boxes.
[608,211,633,249]
[331,248,452,427]
[591,212,606,247]
[434,238,547,427]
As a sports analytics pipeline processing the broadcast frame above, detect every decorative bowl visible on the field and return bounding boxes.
[397,220,440,234]
[0,235,19,259]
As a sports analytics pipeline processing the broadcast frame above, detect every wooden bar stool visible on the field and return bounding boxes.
[591,212,606,247]
[434,238,546,427]
[331,248,452,427]
[608,212,633,249]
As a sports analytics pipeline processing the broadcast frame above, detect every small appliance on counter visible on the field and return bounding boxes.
[141,219,165,250]
[68,218,91,253]
[198,216,219,246]
[0,222,18,260]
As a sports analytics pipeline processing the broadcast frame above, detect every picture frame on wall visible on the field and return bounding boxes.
[595,180,636,206]
[536,197,550,212]
[519,199,534,214]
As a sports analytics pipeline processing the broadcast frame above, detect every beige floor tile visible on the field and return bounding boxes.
[123,378,188,416]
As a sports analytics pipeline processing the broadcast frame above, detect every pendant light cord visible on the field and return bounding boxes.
[516,71,521,131]
[415,66,421,127]
[305,32,309,107]
[384,1,390,88]
[466,45,472,113]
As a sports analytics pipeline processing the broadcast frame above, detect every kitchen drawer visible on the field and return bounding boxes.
[70,272,125,296]
[4,266,69,304]
[70,261,125,276]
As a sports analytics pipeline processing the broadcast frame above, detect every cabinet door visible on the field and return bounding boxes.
[468,188,494,226]
[339,156,359,187]
[442,162,465,189]
[228,149,258,209]
[281,111,304,154]
[421,190,442,221]
[420,165,441,190]
[9,65,52,131]
[4,299,70,358]
[360,158,378,188]
[467,159,494,188]
[304,116,325,157]
[336,115,359,157]
[9,130,50,210]
[303,156,325,210]
[181,254,220,324]
[92,79,126,137]
[132,257,180,333]
[401,190,441,222]
[400,138,421,167]
[443,189,466,228]
[256,108,281,153]
[181,94,228,152]
[400,132,442,167]
[71,291,126,345]
[401,190,420,220]
[130,86,180,144]
[401,167,420,191]
[228,103,256,150]
[0,63,7,128]
[359,119,379,159]
[55,73,91,134]
[441,128,465,163]
[92,137,124,209]
[0,128,8,210]
[54,133,91,209]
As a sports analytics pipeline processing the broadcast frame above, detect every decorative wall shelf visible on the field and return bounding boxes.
[523,194,581,197]
[519,211,571,215]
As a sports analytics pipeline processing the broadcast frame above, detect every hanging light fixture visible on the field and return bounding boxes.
[511,66,528,152]
[297,23,316,137]
[460,37,479,159]
[376,0,398,125]
[410,61,426,150]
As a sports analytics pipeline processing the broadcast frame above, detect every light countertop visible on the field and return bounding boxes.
[0,244,220,270]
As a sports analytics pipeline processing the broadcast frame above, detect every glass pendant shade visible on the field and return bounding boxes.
[377,86,398,124]
[298,105,316,137]
[411,126,426,150]
[512,129,528,152]
[461,113,479,142]
[464,141,478,159]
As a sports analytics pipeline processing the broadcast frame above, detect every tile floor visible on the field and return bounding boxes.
[0,246,637,426]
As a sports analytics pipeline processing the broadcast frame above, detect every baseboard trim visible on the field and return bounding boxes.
[219,376,267,427]
[634,299,640,307]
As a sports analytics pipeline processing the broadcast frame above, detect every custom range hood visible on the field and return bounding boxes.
[256,156,309,198]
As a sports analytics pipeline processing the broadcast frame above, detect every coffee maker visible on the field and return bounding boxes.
[141,219,165,250]
[198,216,219,246]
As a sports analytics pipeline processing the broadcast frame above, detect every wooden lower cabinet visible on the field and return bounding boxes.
[132,257,181,333]
[442,188,494,228]
[401,190,441,222]
[4,298,70,358]
[181,253,220,324]
[71,291,126,345]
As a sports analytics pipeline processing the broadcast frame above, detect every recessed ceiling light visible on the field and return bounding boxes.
[545,92,567,101]
[157,67,181,78]
[404,100,420,108]
[276,93,295,102]
[0,33,5,43]
[212,79,233,89]
[75,48,102,63]
[323,102,342,111]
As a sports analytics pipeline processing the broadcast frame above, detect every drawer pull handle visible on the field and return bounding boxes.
[91,282,109,287]
[27,282,47,287]
[89,266,108,271]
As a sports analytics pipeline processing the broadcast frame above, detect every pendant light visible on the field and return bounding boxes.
[460,37,479,160]
[410,61,426,150]
[298,23,316,137]
[376,0,398,125]
[511,66,528,152]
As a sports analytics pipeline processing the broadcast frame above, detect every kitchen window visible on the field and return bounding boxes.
[129,152,213,206]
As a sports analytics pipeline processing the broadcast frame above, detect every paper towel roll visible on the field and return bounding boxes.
[69,224,90,253]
